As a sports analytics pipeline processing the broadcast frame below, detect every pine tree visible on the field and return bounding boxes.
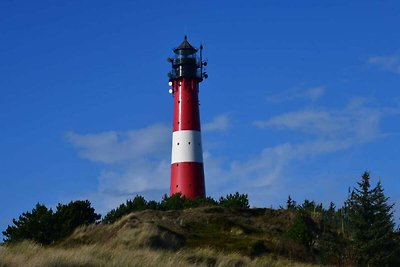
[286,195,297,210]
[3,200,100,244]
[368,181,398,266]
[346,171,397,266]
[2,203,55,244]
[54,200,101,240]
[102,195,149,223]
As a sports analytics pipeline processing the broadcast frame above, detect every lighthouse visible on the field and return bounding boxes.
[168,36,207,199]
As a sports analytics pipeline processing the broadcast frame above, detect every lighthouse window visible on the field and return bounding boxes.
[176,185,178,188]
[177,142,180,145]
[176,163,179,166]
[188,142,191,145]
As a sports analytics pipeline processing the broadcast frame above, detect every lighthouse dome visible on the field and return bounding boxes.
[174,36,197,55]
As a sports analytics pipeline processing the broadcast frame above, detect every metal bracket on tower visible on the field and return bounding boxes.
[200,44,208,80]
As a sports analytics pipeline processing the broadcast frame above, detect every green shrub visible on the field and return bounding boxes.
[54,200,101,240]
[2,203,55,244]
[160,193,185,210]
[103,195,149,223]
[147,200,159,210]
[3,200,99,245]
[286,211,318,249]
[219,192,249,209]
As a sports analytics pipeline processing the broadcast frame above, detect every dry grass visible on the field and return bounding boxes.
[0,208,321,267]
[0,241,318,267]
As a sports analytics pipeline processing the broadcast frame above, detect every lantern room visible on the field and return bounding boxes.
[168,36,202,80]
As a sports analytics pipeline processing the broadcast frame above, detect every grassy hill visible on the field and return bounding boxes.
[2,173,399,266]
[0,207,321,267]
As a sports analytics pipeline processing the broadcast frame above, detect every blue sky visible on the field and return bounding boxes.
[1,1,400,236]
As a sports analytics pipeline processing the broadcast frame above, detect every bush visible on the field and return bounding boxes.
[183,196,218,209]
[54,200,101,240]
[317,230,348,266]
[160,194,217,210]
[103,195,149,224]
[160,193,185,210]
[147,200,159,210]
[3,200,99,245]
[2,203,55,244]
[219,192,249,209]
[286,211,318,249]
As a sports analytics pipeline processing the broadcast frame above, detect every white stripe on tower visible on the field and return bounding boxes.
[171,130,203,164]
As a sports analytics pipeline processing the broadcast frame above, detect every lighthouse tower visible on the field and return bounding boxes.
[168,36,207,199]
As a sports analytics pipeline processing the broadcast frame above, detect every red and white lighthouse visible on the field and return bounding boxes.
[168,36,207,199]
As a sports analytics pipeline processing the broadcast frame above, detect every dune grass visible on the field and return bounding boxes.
[0,209,321,267]
[0,241,318,267]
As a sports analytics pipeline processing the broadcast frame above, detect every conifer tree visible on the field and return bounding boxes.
[286,195,297,210]
[2,203,55,244]
[346,171,397,266]
[368,181,398,266]
[54,200,100,240]
[102,195,149,223]
[3,200,100,244]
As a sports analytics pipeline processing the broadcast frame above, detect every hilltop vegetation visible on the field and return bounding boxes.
[1,172,400,266]
[2,200,100,245]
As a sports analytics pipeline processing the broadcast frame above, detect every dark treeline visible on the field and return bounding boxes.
[2,200,100,245]
[1,192,250,244]
[2,171,400,266]
[102,191,250,223]
[283,172,400,266]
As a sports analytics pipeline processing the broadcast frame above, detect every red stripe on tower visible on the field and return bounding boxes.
[168,36,208,199]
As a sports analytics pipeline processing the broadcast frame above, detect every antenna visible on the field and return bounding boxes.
[199,44,208,80]
[200,44,203,80]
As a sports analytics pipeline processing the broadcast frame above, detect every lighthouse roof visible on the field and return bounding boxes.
[174,36,197,54]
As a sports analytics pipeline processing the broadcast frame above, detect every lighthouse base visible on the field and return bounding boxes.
[170,162,205,199]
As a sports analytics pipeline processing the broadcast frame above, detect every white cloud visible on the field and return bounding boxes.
[66,101,395,212]
[254,110,345,136]
[229,143,294,187]
[266,86,325,103]
[66,114,232,213]
[65,124,170,164]
[211,98,387,206]
[305,87,326,101]
[254,98,382,143]
[66,114,230,166]
[203,114,230,132]
[92,160,170,212]
[66,123,171,211]
[97,161,169,195]
[368,55,400,74]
